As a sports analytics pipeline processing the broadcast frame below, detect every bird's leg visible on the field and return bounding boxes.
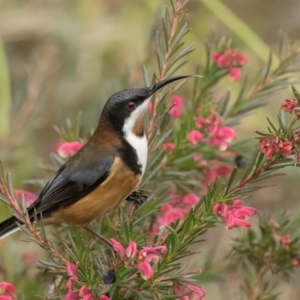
[83,224,112,248]
[126,190,148,206]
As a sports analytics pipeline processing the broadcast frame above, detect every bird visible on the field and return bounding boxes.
[0,75,192,246]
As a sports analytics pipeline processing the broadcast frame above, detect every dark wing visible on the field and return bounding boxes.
[28,152,114,217]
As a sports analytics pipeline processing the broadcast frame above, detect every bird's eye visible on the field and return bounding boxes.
[126,101,136,111]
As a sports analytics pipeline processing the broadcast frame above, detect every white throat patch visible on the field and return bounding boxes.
[123,98,150,176]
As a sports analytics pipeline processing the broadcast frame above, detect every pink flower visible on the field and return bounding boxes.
[125,241,138,258]
[212,48,247,81]
[216,165,232,176]
[292,258,300,267]
[138,246,167,263]
[136,260,153,280]
[171,95,184,106]
[0,296,13,300]
[55,141,83,159]
[281,98,298,113]
[79,286,90,297]
[174,282,206,300]
[236,53,248,65]
[66,275,78,292]
[0,282,15,297]
[66,263,78,291]
[260,137,293,158]
[67,263,77,276]
[213,200,257,229]
[182,194,199,205]
[216,54,231,68]
[110,238,125,260]
[218,126,236,141]
[187,130,203,145]
[64,292,80,300]
[78,287,93,300]
[14,189,37,206]
[195,117,206,128]
[206,168,218,183]
[163,143,175,153]
[169,106,182,118]
[212,48,248,68]
[279,234,291,250]
[158,204,185,226]
[229,67,241,81]
[277,140,293,157]
[209,126,236,151]
[260,139,275,158]
[211,51,221,61]
[99,295,111,300]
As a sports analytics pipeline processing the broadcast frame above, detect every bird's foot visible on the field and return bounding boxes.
[126,190,149,206]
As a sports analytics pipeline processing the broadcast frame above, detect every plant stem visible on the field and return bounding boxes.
[229,158,276,193]
[0,181,69,265]
[149,0,184,139]
[248,268,268,300]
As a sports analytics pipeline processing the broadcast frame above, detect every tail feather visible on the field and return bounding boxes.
[0,216,19,240]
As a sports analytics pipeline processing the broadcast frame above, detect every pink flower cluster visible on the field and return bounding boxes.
[65,263,111,300]
[174,282,206,300]
[65,263,78,295]
[196,114,236,151]
[154,192,199,231]
[278,234,291,251]
[148,95,185,119]
[163,142,175,152]
[187,130,203,145]
[0,282,15,300]
[65,291,110,300]
[169,95,185,118]
[55,141,83,159]
[212,48,248,81]
[191,155,234,195]
[280,98,300,120]
[213,200,257,229]
[163,114,236,154]
[281,98,299,113]
[110,239,167,280]
[260,137,293,159]
[199,162,232,195]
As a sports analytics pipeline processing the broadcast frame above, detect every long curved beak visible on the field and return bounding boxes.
[147,75,201,97]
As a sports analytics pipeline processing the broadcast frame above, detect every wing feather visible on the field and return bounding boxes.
[28,154,115,217]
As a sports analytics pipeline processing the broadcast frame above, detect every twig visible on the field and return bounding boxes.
[148,0,184,139]
[0,179,69,265]
[229,158,276,193]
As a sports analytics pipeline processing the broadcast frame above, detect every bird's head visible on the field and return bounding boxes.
[100,75,193,138]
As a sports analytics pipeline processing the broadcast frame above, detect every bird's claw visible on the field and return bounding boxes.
[126,190,148,205]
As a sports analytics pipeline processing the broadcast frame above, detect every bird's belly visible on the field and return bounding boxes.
[47,158,139,225]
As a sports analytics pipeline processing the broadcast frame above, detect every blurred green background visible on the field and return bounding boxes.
[0,0,300,299]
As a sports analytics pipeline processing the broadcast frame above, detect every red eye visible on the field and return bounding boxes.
[126,101,136,110]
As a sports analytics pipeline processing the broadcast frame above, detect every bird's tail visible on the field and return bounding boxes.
[0,216,19,240]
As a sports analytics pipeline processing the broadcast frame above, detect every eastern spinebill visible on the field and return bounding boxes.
[0,75,191,245]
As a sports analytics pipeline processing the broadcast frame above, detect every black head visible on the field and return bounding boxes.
[100,75,193,134]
